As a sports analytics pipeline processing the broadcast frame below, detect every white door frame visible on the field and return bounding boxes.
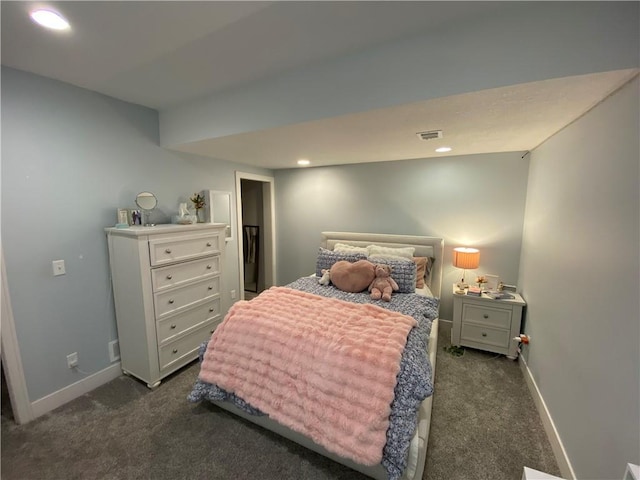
[235,172,276,300]
[1,249,34,424]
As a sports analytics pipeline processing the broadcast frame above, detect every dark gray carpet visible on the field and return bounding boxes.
[1,324,561,479]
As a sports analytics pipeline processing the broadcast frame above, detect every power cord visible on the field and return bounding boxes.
[71,365,92,376]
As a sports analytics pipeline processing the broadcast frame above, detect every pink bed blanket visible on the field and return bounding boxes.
[198,286,417,465]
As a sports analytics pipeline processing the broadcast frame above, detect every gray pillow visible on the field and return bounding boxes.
[369,258,416,293]
[315,248,368,277]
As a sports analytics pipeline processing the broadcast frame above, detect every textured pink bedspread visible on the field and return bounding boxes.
[199,286,417,465]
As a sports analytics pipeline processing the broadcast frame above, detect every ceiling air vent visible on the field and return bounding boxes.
[416,130,443,141]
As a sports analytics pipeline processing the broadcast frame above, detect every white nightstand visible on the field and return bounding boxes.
[451,284,526,359]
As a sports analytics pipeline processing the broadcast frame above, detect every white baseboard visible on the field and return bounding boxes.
[522,466,565,479]
[31,363,122,419]
[519,355,576,480]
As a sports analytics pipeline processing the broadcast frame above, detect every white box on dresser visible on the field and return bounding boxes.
[451,284,526,359]
[105,223,226,388]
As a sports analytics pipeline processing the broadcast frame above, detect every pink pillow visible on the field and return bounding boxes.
[330,260,376,293]
[413,257,428,288]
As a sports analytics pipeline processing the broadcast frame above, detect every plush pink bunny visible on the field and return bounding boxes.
[368,264,399,302]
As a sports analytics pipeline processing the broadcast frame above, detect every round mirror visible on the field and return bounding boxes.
[135,191,157,211]
[135,192,157,227]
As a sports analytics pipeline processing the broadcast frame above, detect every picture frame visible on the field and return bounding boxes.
[117,208,129,225]
[484,274,500,291]
[129,209,142,225]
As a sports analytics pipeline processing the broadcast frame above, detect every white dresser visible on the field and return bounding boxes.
[106,223,226,388]
[452,285,526,359]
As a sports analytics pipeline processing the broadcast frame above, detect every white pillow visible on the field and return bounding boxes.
[333,243,369,255]
[368,254,413,262]
[367,244,415,260]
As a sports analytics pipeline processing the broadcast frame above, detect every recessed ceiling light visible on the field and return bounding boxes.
[435,147,452,153]
[30,9,70,30]
[297,159,310,166]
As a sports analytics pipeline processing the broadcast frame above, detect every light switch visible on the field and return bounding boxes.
[52,259,66,276]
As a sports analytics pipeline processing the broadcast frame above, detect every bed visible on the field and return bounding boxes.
[189,232,443,480]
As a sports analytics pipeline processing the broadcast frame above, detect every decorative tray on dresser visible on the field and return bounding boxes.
[451,284,526,359]
[105,223,226,388]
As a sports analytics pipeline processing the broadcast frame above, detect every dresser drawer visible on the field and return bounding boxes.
[152,255,220,292]
[154,276,221,319]
[157,298,221,344]
[159,321,216,371]
[149,232,222,266]
[462,304,511,329]
[461,323,511,349]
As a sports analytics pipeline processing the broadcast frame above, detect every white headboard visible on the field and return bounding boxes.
[320,232,444,298]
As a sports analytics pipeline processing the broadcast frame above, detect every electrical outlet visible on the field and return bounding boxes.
[230,289,237,299]
[67,352,78,368]
[108,340,120,362]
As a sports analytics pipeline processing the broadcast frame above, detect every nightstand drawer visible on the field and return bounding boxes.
[461,323,511,349]
[462,304,511,329]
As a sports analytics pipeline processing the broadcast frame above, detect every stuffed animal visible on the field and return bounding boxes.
[329,260,375,293]
[318,269,331,285]
[368,264,399,302]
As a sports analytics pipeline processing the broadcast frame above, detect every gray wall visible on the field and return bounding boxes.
[274,152,530,320]
[519,77,639,478]
[1,67,271,401]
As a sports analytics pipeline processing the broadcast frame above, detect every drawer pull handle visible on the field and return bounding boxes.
[166,274,173,280]
[206,242,212,247]
[170,324,176,329]
[168,299,174,304]
[165,248,172,254]
[482,332,487,337]
[209,308,215,312]
[208,286,213,290]
[483,314,489,319]
[206,264,212,269]
[172,348,178,354]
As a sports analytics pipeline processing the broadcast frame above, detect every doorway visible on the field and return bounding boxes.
[235,172,276,301]
[1,251,34,424]
[1,360,14,423]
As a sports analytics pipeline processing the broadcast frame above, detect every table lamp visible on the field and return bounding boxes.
[453,247,480,288]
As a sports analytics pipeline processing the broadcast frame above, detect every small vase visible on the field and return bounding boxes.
[196,208,206,223]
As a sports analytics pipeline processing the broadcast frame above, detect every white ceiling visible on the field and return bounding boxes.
[2,1,637,169]
[174,70,638,169]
